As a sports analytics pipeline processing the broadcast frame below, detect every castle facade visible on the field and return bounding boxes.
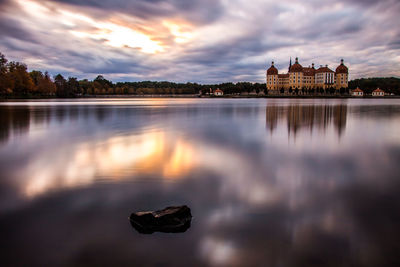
[266,58,348,94]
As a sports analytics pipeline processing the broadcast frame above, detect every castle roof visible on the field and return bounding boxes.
[267,62,278,75]
[303,67,315,76]
[336,59,348,74]
[373,88,384,93]
[353,87,363,92]
[289,57,303,72]
[316,66,334,73]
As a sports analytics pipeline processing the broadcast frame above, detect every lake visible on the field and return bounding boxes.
[1,98,400,266]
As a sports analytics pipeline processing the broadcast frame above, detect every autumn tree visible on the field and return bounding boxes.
[93,75,113,94]
[30,70,43,87]
[0,53,10,95]
[29,70,56,95]
[79,79,93,95]
[7,61,34,95]
[40,72,56,95]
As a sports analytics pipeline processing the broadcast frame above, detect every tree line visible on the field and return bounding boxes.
[349,78,400,95]
[1,52,399,98]
[0,53,56,96]
[0,52,266,98]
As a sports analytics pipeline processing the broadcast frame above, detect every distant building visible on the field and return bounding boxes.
[214,89,223,96]
[372,88,385,96]
[352,87,364,96]
[266,58,349,94]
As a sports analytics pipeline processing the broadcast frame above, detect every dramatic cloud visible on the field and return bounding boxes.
[0,0,399,83]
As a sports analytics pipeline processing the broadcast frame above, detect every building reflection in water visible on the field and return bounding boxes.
[266,104,347,138]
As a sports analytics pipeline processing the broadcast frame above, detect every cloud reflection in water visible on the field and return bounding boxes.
[0,99,400,266]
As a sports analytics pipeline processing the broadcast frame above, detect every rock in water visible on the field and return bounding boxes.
[129,205,192,234]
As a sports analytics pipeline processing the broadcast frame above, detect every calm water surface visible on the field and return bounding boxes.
[1,98,400,266]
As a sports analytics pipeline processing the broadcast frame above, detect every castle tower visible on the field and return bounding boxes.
[289,57,303,91]
[335,59,349,90]
[266,61,279,94]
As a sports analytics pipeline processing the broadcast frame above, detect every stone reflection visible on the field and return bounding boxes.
[266,104,347,137]
[129,206,192,234]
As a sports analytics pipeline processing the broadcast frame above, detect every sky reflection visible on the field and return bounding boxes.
[1,99,400,266]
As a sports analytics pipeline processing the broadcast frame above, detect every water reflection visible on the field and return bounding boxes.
[0,99,400,266]
[0,106,31,143]
[22,132,196,198]
[266,104,347,137]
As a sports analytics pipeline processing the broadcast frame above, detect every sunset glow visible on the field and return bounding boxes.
[19,1,165,54]
[71,23,164,54]
[2,0,400,82]
[163,21,194,44]
[23,132,195,197]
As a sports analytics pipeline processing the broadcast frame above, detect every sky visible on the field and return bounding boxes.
[0,0,399,83]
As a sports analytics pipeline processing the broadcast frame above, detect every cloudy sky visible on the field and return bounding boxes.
[0,0,399,83]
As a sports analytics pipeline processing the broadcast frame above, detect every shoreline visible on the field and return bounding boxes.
[1,94,400,100]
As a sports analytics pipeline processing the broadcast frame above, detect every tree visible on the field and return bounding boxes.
[0,53,10,95]
[93,75,113,94]
[30,70,55,95]
[40,72,56,95]
[54,74,67,97]
[7,61,34,95]
[30,70,43,87]
[67,77,80,96]
[79,79,92,95]
[349,77,400,95]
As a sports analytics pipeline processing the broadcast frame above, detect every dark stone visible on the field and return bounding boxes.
[129,205,192,234]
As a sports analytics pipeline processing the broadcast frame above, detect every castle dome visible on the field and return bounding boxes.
[336,59,348,74]
[289,57,303,72]
[267,61,278,75]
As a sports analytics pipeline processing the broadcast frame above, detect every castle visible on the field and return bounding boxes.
[266,58,348,94]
